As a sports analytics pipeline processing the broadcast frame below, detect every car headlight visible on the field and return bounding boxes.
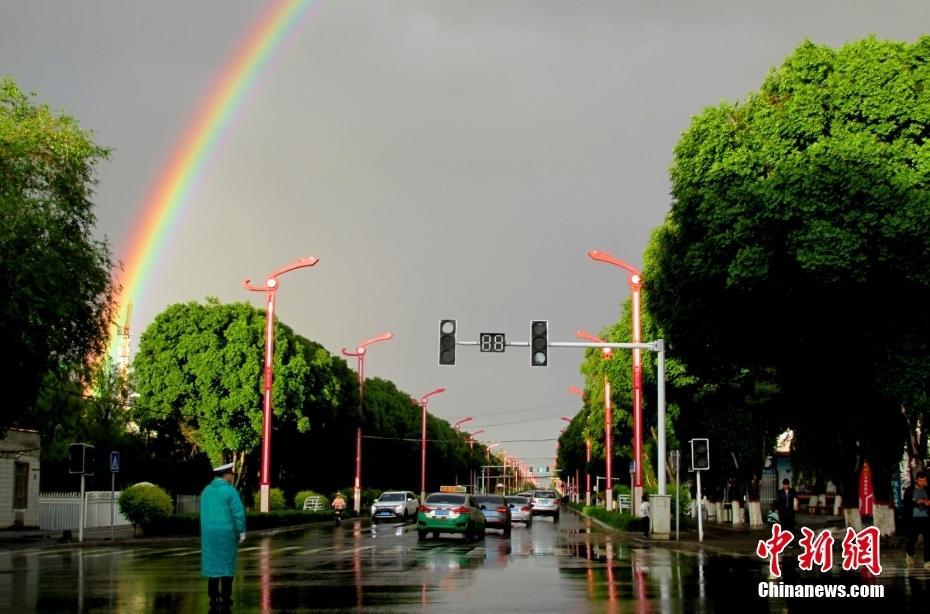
[395,505,403,513]
[370,506,376,514]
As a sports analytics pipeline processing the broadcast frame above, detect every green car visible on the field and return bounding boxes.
[416,492,486,540]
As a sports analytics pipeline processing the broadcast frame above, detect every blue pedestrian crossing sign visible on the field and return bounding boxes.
[110,451,120,473]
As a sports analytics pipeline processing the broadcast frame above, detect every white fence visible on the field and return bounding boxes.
[176,494,200,514]
[39,491,131,530]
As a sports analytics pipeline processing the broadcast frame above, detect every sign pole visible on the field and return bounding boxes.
[79,473,85,544]
[110,471,115,541]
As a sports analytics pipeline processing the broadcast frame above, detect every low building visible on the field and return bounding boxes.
[0,429,41,528]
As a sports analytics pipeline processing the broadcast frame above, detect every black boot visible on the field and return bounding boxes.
[220,576,234,610]
[208,578,221,611]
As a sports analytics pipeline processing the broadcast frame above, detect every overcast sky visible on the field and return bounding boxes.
[3,1,928,474]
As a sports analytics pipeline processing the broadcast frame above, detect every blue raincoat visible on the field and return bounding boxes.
[200,477,246,577]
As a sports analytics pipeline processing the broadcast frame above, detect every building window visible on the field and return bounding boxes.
[13,462,29,510]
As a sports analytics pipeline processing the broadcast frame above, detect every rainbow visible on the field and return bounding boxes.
[109,0,316,362]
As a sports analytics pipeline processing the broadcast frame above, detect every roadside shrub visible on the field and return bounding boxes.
[294,490,329,511]
[252,487,287,511]
[118,483,173,534]
[583,506,642,532]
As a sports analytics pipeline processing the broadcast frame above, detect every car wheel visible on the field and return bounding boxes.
[503,525,511,538]
[526,519,532,528]
[553,513,560,523]
[403,510,409,522]
[417,530,427,541]
[432,531,439,539]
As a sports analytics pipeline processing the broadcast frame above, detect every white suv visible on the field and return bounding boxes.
[371,491,419,523]
[530,490,560,522]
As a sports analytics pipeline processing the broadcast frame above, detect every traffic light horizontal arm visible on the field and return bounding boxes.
[548,341,659,351]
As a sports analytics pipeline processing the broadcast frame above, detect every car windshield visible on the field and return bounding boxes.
[506,497,529,505]
[379,493,404,502]
[425,493,466,505]
[534,491,556,498]
[476,495,504,504]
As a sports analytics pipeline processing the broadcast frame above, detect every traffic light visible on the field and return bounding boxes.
[530,320,548,366]
[690,438,709,471]
[69,443,95,475]
[439,319,456,365]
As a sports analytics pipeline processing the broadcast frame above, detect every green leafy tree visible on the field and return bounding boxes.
[131,298,313,489]
[648,36,930,501]
[0,78,118,434]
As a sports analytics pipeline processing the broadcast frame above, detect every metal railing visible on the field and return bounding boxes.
[38,491,131,530]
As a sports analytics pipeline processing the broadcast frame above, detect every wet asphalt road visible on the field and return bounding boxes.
[0,511,928,612]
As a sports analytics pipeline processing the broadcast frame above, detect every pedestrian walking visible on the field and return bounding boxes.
[775,479,797,531]
[904,471,930,569]
[639,493,651,537]
[201,462,246,611]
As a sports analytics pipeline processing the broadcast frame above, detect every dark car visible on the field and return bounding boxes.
[475,494,512,536]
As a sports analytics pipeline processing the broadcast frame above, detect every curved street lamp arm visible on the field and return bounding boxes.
[575,329,605,344]
[567,386,584,397]
[341,348,362,358]
[453,417,473,430]
[243,257,319,293]
[420,387,446,405]
[576,329,612,357]
[588,251,641,277]
[358,332,394,350]
[242,279,268,293]
[269,257,319,279]
[561,416,572,423]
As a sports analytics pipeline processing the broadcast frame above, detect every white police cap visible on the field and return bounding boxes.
[213,462,234,474]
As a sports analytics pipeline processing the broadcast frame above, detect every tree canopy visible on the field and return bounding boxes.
[647,36,930,497]
[0,77,117,434]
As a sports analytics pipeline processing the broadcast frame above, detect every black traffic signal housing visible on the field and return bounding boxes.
[439,319,456,365]
[69,443,95,475]
[530,320,548,366]
[690,438,709,471]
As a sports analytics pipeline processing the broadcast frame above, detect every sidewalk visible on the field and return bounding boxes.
[576,509,908,565]
[0,517,354,552]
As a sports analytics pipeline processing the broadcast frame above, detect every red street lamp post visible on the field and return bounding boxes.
[588,250,643,508]
[342,332,394,514]
[453,417,473,431]
[243,257,319,513]
[568,386,593,506]
[576,329,614,509]
[419,387,445,500]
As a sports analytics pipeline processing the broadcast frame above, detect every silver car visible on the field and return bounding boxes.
[506,496,533,527]
[530,490,560,522]
[370,490,419,523]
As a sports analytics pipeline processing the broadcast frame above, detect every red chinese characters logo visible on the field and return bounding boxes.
[756,523,794,577]
[797,527,835,572]
[841,526,882,575]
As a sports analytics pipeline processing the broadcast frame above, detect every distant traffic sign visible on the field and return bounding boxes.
[110,451,120,473]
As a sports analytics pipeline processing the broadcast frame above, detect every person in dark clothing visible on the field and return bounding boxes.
[903,471,930,569]
[775,479,798,531]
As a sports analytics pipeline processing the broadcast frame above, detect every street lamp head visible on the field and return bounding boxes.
[561,416,572,423]
[576,329,612,357]
[420,387,446,404]
[567,386,584,397]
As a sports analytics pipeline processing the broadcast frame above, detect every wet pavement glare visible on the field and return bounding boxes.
[1,512,928,612]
